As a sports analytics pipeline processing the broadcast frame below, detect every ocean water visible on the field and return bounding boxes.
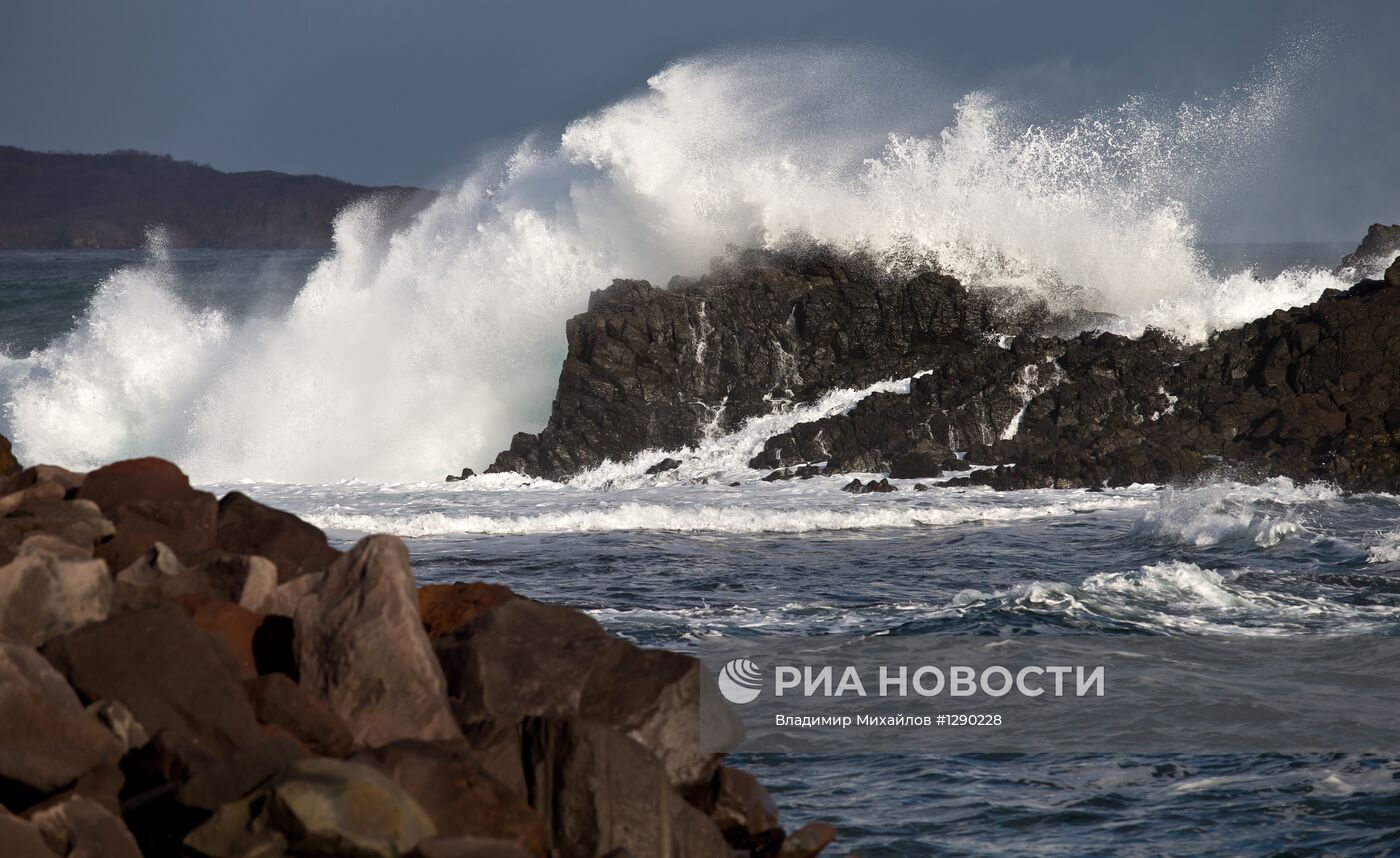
[4,47,1400,855]
[4,240,1400,853]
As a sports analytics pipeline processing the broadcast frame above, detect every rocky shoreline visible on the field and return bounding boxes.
[0,455,830,857]
[477,232,1400,494]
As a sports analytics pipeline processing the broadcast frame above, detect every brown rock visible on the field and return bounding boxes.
[410,836,536,858]
[418,581,517,639]
[436,599,609,725]
[0,639,121,797]
[217,490,341,583]
[184,757,436,858]
[1387,256,1400,288]
[437,598,732,790]
[295,535,462,746]
[0,464,85,498]
[521,718,728,858]
[244,673,356,757]
[29,795,142,858]
[352,740,545,855]
[179,596,264,681]
[41,605,264,760]
[712,767,781,844]
[0,433,19,478]
[0,545,111,645]
[114,549,277,619]
[257,569,324,617]
[75,457,218,570]
[0,493,113,566]
[0,810,59,857]
[778,822,838,858]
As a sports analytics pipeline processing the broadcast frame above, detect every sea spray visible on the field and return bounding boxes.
[4,45,1346,482]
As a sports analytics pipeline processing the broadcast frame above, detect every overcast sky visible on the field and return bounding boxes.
[3,0,1396,241]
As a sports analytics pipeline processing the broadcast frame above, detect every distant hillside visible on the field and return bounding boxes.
[0,145,430,249]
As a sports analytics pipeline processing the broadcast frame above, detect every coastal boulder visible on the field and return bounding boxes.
[38,604,298,821]
[244,673,356,758]
[217,491,342,583]
[521,717,729,858]
[295,535,462,746]
[0,638,122,797]
[0,810,58,858]
[778,822,838,858]
[185,757,437,858]
[0,544,111,645]
[41,605,264,758]
[417,581,517,639]
[710,767,782,850]
[29,796,142,858]
[436,598,729,791]
[75,457,218,569]
[0,491,114,566]
[351,740,545,854]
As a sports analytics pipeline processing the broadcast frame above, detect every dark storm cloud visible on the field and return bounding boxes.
[2,0,1396,241]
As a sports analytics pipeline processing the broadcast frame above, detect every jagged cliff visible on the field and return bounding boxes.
[482,239,1400,493]
[0,146,428,249]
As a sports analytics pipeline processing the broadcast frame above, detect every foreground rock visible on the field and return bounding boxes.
[0,451,832,858]
[480,238,1400,493]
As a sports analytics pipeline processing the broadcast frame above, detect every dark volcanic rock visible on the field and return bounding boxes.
[486,250,1063,479]
[483,232,1400,493]
[1335,223,1400,275]
[645,457,682,475]
[842,478,896,494]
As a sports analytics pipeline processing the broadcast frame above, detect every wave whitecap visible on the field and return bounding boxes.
[3,43,1343,482]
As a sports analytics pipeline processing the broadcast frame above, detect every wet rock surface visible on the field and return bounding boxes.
[0,450,835,857]
[484,241,1400,493]
[485,248,1075,479]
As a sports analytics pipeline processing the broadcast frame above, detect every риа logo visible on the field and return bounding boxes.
[718,658,764,704]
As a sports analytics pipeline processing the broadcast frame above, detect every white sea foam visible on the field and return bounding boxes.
[1369,532,1400,564]
[3,45,1343,482]
[953,560,1400,635]
[1136,477,1335,548]
[302,490,1137,537]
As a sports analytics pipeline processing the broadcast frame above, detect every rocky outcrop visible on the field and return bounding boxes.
[484,238,1400,493]
[1336,223,1400,275]
[485,248,1088,479]
[0,449,832,858]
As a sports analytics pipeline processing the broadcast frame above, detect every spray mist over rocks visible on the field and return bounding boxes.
[3,45,1348,482]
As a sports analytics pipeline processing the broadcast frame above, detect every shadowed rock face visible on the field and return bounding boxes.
[487,249,1087,479]
[1336,223,1400,274]
[483,240,1400,494]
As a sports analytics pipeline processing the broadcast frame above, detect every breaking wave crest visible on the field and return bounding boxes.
[302,492,1136,537]
[1136,477,1337,548]
[952,561,1400,636]
[3,43,1344,482]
